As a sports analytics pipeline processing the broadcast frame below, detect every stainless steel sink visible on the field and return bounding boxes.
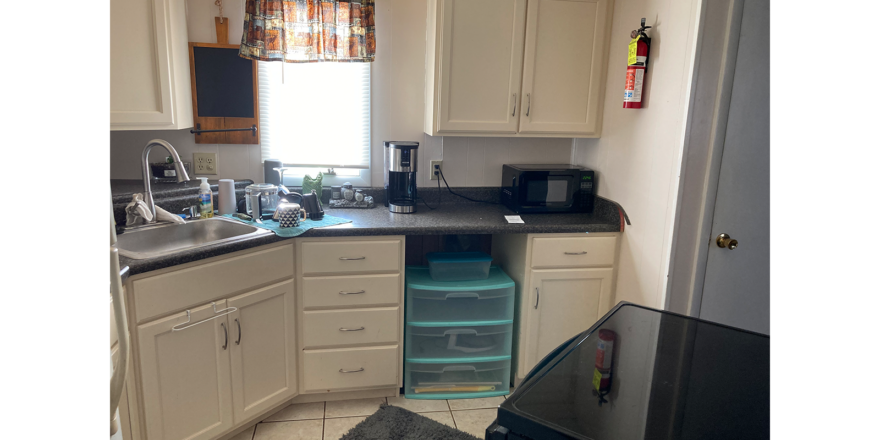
[116,217,272,259]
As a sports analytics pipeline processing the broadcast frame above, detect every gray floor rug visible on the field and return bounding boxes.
[339,404,481,440]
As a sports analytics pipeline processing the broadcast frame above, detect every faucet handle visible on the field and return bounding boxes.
[182,205,199,219]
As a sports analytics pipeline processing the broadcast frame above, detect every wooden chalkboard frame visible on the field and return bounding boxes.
[188,43,260,144]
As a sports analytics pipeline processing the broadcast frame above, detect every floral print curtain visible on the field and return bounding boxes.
[239,0,376,63]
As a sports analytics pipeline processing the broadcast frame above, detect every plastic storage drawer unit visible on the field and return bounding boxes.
[404,358,511,400]
[405,266,515,323]
[426,252,493,281]
[406,322,513,360]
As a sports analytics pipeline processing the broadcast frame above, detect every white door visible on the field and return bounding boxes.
[436,0,527,133]
[518,0,612,136]
[526,268,614,370]
[137,301,234,440]
[699,0,770,335]
[228,280,297,423]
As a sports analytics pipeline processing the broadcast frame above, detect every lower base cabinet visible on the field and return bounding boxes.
[492,233,620,382]
[228,280,297,423]
[138,301,234,440]
[526,268,614,368]
[136,280,296,440]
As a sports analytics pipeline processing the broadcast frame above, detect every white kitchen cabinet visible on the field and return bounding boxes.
[227,280,297,423]
[425,0,527,134]
[527,268,614,368]
[137,301,234,440]
[296,236,405,397]
[518,0,612,135]
[425,0,613,138]
[110,0,193,130]
[492,232,620,382]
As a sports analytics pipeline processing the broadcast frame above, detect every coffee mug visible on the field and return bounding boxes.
[273,202,306,228]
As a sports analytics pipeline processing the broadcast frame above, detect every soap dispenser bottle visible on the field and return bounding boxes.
[197,177,214,219]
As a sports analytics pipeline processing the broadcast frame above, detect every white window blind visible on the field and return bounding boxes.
[259,62,371,172]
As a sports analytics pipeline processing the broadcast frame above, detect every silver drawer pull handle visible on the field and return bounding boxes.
[339,327,366,332]
[564,251,588,255]
[339,367,365,373]
[339,290,366,295]
[339,256,366,260]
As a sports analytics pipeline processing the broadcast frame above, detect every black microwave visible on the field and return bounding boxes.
[500,164,595,213]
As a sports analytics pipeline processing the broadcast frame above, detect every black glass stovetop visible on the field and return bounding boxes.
[491,303,770,440]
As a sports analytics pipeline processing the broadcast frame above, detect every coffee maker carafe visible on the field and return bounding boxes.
[384,141,419,213]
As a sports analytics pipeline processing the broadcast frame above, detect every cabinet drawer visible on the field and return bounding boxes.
[302,346,398,392]
[302,308,399,349]
[302,274,401,309]
[301,240,401,275]
[531,236,616,269]
[134,244,294,323]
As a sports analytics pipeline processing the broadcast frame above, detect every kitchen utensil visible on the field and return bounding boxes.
[264,159,284,185]
[244,183,279,220]
[301,190,325,220]
[272,201,306,228]
[217,179,236,215]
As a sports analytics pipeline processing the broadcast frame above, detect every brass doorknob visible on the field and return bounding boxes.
[716,233,738,250]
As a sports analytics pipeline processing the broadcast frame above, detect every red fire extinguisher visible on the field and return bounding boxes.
[623,18,652,109]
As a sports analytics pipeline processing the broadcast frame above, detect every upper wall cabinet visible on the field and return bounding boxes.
[424,0,613,138]
[110,0,193,131]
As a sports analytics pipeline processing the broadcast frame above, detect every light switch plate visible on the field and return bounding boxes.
[193,152,217,175]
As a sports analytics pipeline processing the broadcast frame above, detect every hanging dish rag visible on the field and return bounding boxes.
[125,194,153,226]
[125,194,185,226]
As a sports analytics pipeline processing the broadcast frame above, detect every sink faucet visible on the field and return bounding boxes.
[141,139,191,222]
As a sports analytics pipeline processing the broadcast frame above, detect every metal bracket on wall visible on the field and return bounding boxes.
[190,123,257,136]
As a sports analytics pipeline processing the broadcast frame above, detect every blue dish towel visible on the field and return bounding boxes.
[221,213,352,237]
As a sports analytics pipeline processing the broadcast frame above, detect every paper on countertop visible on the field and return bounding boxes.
[505,215,524,224]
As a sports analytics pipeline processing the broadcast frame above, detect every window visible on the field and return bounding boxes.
[259,62,371,186]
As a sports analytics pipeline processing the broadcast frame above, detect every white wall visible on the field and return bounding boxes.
[573,0,701,308]
[109,0,573,184]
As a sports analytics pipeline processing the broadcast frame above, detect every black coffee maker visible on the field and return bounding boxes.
[384,141,419,213]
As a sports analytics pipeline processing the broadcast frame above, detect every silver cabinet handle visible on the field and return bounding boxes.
[526,93,531,116]
[339,256,366,260]
[339,368,365,373]
[339,290,366,295]
[564,251,588,255]
[534,287,540,309]
[339,327,366,332]
[221,322,228,350]
[512,93,517,116]
[235,318,242,345]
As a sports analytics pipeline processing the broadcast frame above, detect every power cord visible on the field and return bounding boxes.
[417,176,441,210]
[438,168,499,204]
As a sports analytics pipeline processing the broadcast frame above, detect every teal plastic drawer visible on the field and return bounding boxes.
[406,322,513,361]
[404,358,511,400]
[405,266,515,323]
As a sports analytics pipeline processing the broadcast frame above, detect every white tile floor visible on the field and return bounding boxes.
[231,394,508,440]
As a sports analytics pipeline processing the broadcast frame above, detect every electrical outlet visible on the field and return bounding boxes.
[193,152,218,175]
[430,160,442,180]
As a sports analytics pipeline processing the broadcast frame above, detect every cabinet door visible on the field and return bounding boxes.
[526,268,614,370]
[518,0,612,136]
[110,0,192,130]
[228,280,297,423]
[138,301,233,440]
[434,0,527,133]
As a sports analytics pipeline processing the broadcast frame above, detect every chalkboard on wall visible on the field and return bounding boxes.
[188,43,260,144]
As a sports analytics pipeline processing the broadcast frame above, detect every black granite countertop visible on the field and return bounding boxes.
[111,178,253,203]
[118,187,627,277]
